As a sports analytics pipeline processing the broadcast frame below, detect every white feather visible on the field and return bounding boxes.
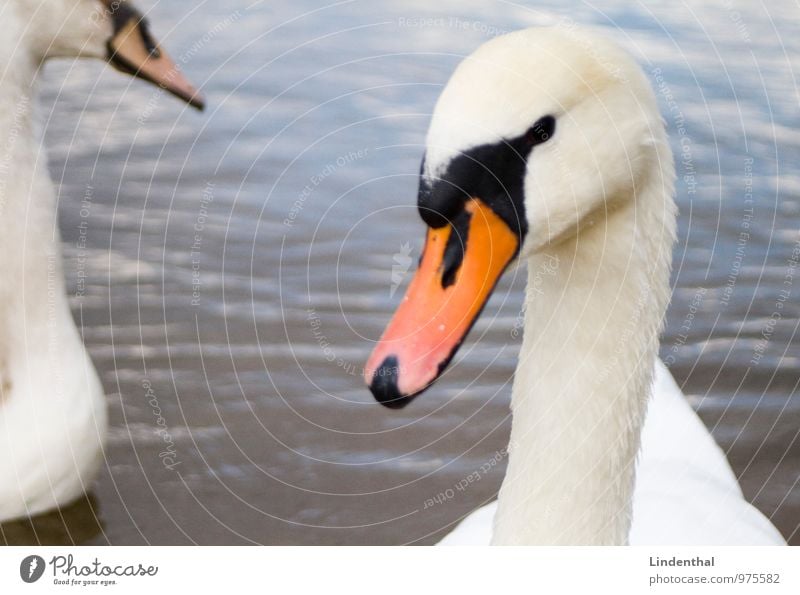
[440,360,784,545]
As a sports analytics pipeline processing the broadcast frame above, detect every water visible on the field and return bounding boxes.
[3,0,798,544]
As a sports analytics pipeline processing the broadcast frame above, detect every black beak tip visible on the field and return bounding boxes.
[368,355,414,409]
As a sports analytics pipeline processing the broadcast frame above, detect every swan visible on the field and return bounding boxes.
[0,0,203,522]
[364,26,784,545]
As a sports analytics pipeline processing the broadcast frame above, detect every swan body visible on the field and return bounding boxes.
[440,360,784,545]
[0,0,202,522]
[365,26,785,545]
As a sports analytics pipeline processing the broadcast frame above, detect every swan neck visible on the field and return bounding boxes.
[492,179,675,544]
[0,49,42,210]
[0,45,78,404]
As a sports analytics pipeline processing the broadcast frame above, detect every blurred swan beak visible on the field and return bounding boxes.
[105,1,205,110]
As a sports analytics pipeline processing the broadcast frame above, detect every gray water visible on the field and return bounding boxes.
[3,0,798,545]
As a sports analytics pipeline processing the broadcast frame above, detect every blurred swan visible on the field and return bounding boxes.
[0,0,203,522]
[365,26,784,545]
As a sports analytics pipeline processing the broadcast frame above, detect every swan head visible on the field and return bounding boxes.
[365,26,668,408]
[13,0,204,109]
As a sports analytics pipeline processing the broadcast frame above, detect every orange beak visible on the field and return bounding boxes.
[106,3,205,110]
[364,198,519,407]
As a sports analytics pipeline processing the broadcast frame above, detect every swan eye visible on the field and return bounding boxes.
[525,115,556,145]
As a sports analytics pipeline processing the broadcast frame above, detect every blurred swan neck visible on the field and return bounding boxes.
[0,46,76,403]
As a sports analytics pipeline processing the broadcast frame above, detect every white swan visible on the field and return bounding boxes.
[0,0,203,522]
[365,26,784,545]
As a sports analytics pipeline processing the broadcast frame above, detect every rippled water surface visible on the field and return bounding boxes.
[5,0,799,544]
